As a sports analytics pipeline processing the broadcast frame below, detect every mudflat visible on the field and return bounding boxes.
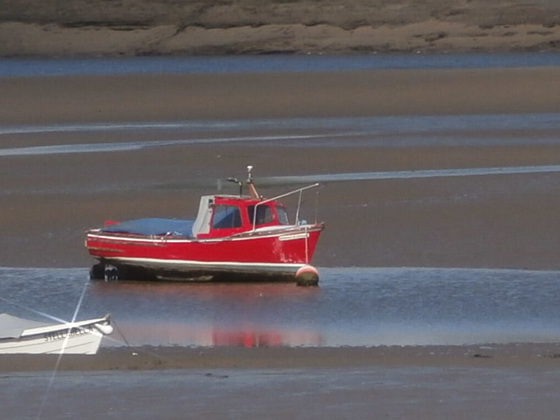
[2,68,560,125]
[2,343,560,372]
[3,344,560,419]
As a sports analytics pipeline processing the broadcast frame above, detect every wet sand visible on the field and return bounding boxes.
[2,343,560,372]
[3,344,560,419]
[3,353,560,420]
[2,68,560,125]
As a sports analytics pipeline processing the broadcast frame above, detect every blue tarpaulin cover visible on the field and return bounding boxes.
[102,218,194,237]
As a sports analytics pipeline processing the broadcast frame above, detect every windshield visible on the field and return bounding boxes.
[212,205,242,229]
[277,206,289,225]
[248,204,273,226]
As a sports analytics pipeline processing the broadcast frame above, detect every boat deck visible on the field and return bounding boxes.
[101,218,195,238]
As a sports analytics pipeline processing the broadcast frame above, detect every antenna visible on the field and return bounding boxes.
[227,177,243,196]
[246,165,260,199]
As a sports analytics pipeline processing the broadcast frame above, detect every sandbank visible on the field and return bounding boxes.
[2,343,560,372]
[1,0,560,56]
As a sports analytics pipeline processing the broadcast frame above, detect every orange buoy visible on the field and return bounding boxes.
[295,265,319,287]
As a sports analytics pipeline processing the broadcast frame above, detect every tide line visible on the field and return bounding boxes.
[0,133,336,157]
[258,165,560,184]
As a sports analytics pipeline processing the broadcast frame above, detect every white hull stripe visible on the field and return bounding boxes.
[108,257,306,271]
[88,229,318,244]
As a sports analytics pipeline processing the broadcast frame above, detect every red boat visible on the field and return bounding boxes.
[85,167,325,285]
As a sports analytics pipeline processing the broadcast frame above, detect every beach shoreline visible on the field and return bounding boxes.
[2,342,560,372]
[2,0,560,57]
[4,345,560,419]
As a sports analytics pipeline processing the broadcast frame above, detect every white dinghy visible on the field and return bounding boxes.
[0,313,113,355]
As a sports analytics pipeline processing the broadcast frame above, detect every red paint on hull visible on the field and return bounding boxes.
[88,227,322,264]
[86,225,324,280]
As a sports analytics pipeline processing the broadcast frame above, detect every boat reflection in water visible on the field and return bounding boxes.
[111,321,323,348]
[90,279,323,348]
[211,326,321,347]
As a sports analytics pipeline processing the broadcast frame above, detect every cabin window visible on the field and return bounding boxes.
[212,205,242,229]
[277,206,289,225]
[248,204,273,226]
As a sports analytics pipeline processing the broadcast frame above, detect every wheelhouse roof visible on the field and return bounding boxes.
[208,195,279,206]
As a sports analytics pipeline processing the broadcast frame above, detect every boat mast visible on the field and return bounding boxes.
[246,165,260,199]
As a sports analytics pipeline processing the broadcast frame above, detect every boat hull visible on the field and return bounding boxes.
[86,225,324,283]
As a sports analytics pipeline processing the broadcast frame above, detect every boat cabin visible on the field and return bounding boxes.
[193,195,289,239]
[98,171,320,242]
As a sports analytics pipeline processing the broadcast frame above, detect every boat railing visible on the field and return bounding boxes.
[251,183,320,231]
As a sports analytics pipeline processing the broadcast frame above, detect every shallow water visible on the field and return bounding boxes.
[1,53,560,77]
[2,267,559,347]
[3,113,560,157]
